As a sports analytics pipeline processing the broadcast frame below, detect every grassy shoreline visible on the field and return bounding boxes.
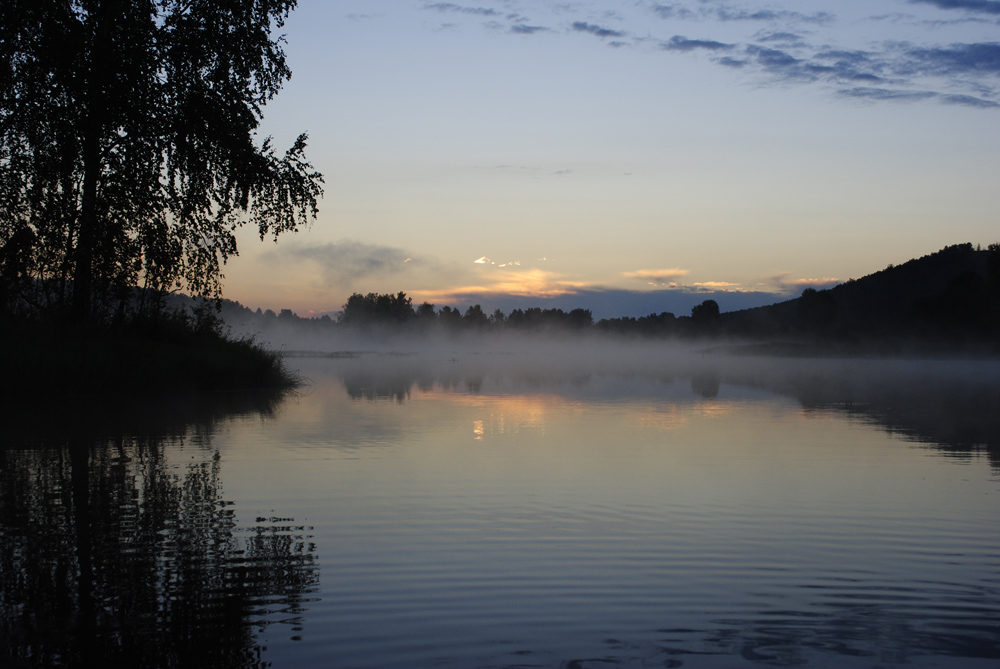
[0,318,298,399]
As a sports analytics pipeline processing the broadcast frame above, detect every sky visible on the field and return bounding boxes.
[223,0,1000,318]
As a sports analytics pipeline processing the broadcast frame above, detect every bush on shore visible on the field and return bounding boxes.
[0,305,296,399]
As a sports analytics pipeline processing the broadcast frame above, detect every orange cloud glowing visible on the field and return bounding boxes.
[622,268,690,283]
[769,273,841,294]
[412,268,591,303]
[692,281,742,290]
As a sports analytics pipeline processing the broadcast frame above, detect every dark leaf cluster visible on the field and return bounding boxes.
[0,0,323,324]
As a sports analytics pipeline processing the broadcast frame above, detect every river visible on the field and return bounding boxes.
[3,345,998,667]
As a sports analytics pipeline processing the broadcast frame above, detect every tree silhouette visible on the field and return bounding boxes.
[340,291,415,326]
[690,299,720,335]
[691,299,719,322]
[596,311,676,337]
[798,287,837,332]
[909,270,991,337]
[416,301,437,323]
[567,308,594,329]
[0,0,323,322]
[463,304,488,328]
[438,305,463,328]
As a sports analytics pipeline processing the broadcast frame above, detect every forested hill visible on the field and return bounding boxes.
[723,243,998,339]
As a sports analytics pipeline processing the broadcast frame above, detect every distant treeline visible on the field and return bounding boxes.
[221,243,1000,350]
[221,291,724,338]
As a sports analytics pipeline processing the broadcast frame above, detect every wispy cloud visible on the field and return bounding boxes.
[475,255,524,267]
[417,1,1000,109]
[510,24,550,34]
[769,273,841,294]
[623,269,761,292]
[839,86,940,102]
[692,281,742,290]
[902,42,1000,76]
[623,268,690,287]
[662,36,734,52]
[651,4,695,20]
[571,21,625,39]
[649,3,834,25]
[839,85,1000,106]
[755,31,807,46]
[712,8,835,24]
[681,38,1000,106]
[424,2,500,16]
[909,0,1000,14]
[630,4,999,108]
[264,241,422,288]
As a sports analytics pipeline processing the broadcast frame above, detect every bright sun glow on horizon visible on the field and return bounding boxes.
[412,268,593,304]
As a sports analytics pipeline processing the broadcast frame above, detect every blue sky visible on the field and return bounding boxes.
[224,0,1000,318]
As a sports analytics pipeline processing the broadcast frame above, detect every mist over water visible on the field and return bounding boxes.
[256,322,1000,456]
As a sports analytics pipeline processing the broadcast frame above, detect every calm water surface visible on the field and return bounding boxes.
[3,350,999,667]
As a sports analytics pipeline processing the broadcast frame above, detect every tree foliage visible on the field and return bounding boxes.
[797,287,837,331]
[0,0,323,322]
[341,291,415,326]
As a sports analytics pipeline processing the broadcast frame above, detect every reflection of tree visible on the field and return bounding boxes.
[724,363,1000,471]
[340,369,601,402]
[1,402,317,667]
[343,374,413,403]
[837,378,1000,470]
[690,374,721,399]
[339,359,1000,471]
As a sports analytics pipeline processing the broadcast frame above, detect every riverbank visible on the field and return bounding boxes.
[0,317,297,398]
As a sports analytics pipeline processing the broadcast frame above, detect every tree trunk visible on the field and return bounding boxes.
[72,135,99,322]
[71,1,121,323]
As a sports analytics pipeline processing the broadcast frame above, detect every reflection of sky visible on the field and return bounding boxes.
[222,0,1000,316]
[215,359,998,516]
[268,351,1000,458]
[206,358,1000,666]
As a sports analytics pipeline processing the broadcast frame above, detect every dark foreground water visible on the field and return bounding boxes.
[3,347,999,668]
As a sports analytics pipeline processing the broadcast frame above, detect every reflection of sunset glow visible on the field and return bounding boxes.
[416,390,585,439]
[411,388,732,440]
[697,400,733,417]
[423,390,579,412]
[636,405,687,430]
